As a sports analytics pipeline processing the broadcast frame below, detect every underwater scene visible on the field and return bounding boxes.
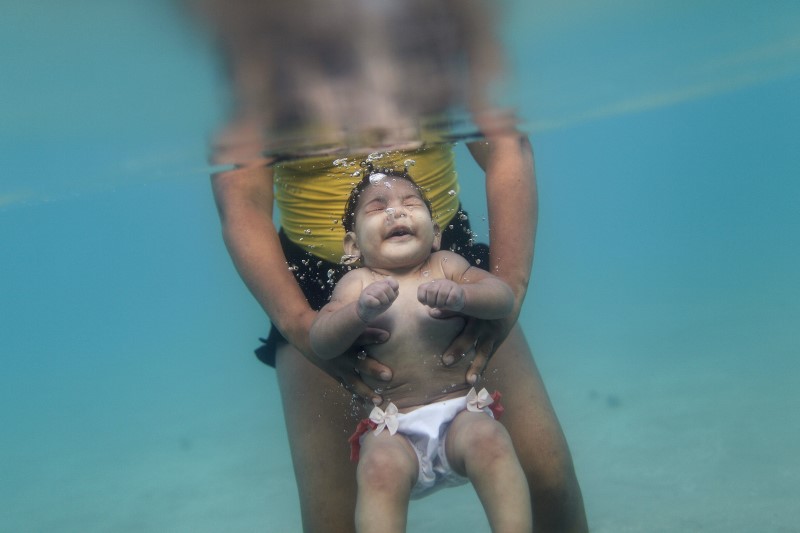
[2,1,799,531]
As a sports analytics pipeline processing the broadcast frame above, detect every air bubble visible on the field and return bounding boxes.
[447,190,456,196]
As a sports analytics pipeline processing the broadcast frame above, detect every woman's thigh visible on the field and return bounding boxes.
[275,342,363,533]
[480,324,589,532]
[480,326,568,464]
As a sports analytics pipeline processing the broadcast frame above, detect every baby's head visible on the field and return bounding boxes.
[342,165,440,269]
[342,164,432,232]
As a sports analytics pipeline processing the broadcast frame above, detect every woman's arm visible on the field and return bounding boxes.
[469,131,537,315]
[211,163,393,401]
[212,163,317,355]
[442,130,537,382]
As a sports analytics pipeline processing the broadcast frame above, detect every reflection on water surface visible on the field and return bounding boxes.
[193,0,519,164]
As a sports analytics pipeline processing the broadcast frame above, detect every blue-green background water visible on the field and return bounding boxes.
[2,1,799,531]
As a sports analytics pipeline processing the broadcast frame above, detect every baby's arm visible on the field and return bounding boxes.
[310,274,399,359]
[417,251,514,319]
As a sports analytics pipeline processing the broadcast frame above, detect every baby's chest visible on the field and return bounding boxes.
[374,285,430,329]
[373,282,461,343]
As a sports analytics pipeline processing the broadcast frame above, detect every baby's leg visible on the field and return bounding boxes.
[355,430,419,533]
[445,411,532,533]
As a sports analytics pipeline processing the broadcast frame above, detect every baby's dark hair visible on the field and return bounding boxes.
[342,162,433,233]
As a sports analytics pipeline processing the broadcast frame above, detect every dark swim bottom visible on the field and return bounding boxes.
[255,207,489,367]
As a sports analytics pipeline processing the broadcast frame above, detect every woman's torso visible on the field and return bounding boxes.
[273,144,460,263]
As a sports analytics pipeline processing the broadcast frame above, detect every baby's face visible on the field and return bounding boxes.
[349,177,437,270]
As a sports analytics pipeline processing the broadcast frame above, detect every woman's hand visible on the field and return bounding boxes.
[308,326,394,406]
[440,316,515,385]
[287,307,394,405]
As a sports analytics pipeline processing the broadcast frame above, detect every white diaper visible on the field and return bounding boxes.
[359,388,499,499]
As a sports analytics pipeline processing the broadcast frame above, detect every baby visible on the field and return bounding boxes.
[310,168,532,532]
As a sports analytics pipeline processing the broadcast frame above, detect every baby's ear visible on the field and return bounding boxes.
[431,223,442,251]
[342,232,362,265]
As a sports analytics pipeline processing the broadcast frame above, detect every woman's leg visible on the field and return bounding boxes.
[480,325,589,533]
[275,342,362,533]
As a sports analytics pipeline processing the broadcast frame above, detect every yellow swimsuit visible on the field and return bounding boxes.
[274,144,460,262]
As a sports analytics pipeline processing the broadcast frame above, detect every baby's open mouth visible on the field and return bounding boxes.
[387,226,413,238]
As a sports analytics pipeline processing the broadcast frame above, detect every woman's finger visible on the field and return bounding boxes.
[441,317,480,366]
[339,372,382,406]
[356,327,390,346]
[355,354,393,383]
[465,336,495,385]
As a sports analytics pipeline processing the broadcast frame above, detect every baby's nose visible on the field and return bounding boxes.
[385,206,407,218]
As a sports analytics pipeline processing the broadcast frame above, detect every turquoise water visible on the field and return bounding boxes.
[2,2,799,531]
